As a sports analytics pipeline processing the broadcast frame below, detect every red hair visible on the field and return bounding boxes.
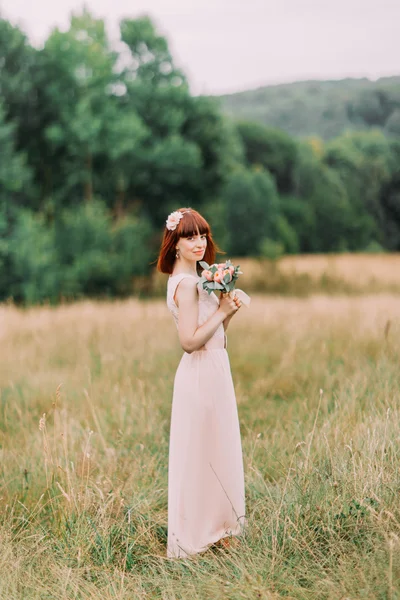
[156,207,225,275]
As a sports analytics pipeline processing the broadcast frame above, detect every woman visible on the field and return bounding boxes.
[157,207,246,558]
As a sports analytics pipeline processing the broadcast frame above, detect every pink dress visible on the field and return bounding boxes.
[166,272,246,558]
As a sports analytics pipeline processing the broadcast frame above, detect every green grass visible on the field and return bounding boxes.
[0,294,400,598]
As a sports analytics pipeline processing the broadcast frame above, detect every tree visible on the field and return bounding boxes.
[0,18,38,208]
[235,121,298,193]
[0,18,37,139]
[292,141,355,252]
[348,89,394,128]
[385,109,400,137]
[120,15,186,87]
[41,9,119,205]
[0,101,33,299]
[379,139,400,250]
[222,168,280,256]
[324,130,394,248]
[119,17,240,226]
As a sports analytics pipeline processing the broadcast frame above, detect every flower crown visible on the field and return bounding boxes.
[165,209,191,231]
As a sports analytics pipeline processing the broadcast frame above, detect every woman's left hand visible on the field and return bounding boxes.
[221,292,242,333]
[220,291,242,316]
[232,294,242,312]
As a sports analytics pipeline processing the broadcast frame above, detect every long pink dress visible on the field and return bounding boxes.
[166,273,246,558]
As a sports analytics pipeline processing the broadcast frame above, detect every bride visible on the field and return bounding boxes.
[157,207,247,558]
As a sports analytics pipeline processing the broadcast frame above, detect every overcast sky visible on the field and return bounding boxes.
[0,0,399,95]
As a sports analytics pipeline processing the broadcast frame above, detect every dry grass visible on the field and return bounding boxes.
[150,253,400,297]
[279,253,400,288]
[1,293,400,598]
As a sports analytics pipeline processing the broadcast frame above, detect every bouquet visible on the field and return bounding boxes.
[199,259,251,307]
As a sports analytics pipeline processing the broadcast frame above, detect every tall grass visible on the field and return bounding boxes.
[149,253,400,297]
[1,294,400,598]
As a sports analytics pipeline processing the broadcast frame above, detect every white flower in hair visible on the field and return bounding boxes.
[166,210,190,231]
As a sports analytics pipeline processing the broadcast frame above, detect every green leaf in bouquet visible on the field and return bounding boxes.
[210,265,218,274]
[223,273,231,284]
[199,260,210,270]
[207,282,216,289]
[214,282,224,289]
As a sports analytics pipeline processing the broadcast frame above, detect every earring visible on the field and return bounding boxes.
[176,248,180,259]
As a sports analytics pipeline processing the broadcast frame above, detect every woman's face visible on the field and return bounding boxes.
[176,229,207,263]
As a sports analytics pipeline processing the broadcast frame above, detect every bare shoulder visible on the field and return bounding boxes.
[174,276,199,307]
[176,276,198,290]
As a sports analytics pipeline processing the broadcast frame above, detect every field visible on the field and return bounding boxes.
[1,261,400,598]
[150,253,400,297]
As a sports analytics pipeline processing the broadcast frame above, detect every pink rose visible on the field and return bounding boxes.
[214,271,223,283]
[228,266,235,275]
[166,211,183,231]
[201,269,213,281]
[217,263,226,269]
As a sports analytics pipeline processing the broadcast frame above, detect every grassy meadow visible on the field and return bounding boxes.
[149,253,400,297]
[1,255,400,598]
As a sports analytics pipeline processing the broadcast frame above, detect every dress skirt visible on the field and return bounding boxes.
[167,341,246,558]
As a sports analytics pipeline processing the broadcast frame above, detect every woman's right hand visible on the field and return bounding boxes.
[219,292,240,317]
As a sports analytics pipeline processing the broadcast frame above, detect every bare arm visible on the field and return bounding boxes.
[174,278,237,354]
[223,313,234,332]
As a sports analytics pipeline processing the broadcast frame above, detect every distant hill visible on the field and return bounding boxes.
[216,76,400,140]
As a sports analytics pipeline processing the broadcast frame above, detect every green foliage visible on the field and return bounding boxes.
[379,138,400,250]
[119,51,236,223]
[110,215,154,294]
[0,101,32,201]
[292,141,354,252]
[41,9,120,205]
[7,210,59,303]
[275,215,299,254]
[222,168,280,256]
[219,76,400,140]
[54,200,153,299]
[201,198,230,254]
[120,15,186,87]
[324,130,396,248]
[363,240,385,253]
[198,259,240,294]
[236,121,298,193]
[0,10,241,304]
[259,238,284,260]
[1,11,400,303]
[2,200,154,304]
[0,99,34,300]
[385,109,400,136]
[54,200,115,297]
[348,88,395,127]
[280,194,316,253]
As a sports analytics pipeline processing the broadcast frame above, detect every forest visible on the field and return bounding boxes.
[219,76,400,140]
[1,9,400,304]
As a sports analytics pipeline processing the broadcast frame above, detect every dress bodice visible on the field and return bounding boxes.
[166,273,226,350]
